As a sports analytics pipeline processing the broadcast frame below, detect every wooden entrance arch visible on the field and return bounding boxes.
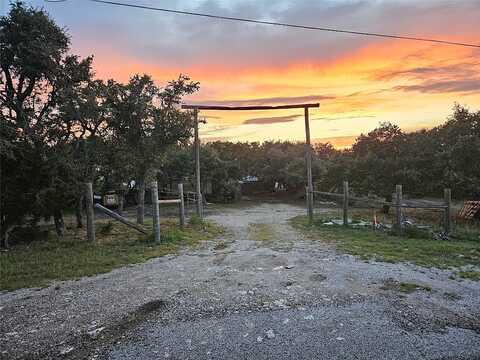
[181,103,320,222]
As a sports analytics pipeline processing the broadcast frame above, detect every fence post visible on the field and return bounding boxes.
[151,181,161,243]
[395,184,403,234]
[343,181,349,226]
[85,182,95,242]
[444,188,451,234]
[304,106,314,223]
[178,183,185,228]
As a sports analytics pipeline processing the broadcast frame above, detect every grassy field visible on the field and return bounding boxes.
[0,217,223,291]
[291,214,480,275]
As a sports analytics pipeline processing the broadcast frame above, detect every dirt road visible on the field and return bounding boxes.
[1,203,479,359]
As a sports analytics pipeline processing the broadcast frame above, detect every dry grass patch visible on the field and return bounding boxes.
[248,223,275,243]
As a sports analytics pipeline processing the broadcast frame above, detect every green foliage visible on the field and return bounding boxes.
[98,221,114,235]
[0,2,92,244]
[380,280,432,293]
[320,105,480,199]
[0,219,223,291]
[0,3,200,246]
[189,214,204,227]
[455,270,480,281]
[291,215,480,269]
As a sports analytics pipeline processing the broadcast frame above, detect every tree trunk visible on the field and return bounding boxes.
[54,209,65,237]
[75,194,84,228]
[0,231,7,249]
[1,228,9,249]
[0,157,4,249]
[136,178,145,225]
[118,192,124,216]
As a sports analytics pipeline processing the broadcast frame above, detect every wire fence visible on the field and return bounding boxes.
[311,181,452,235]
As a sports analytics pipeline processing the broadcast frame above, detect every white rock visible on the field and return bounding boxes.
[273,266,283,271]
[304,315,314,320]
[257,336,263,343]
[266,329,275,339]
[87,326,105,338]
[336,337,345,341]
[59,346,74,355]
[283,318,290,325]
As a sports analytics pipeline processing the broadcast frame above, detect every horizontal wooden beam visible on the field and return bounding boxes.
[181,103,320,111]
[158,199,181,204]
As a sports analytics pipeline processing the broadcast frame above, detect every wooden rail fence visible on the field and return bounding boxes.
[84,182,187,243]
[313,182,452,235]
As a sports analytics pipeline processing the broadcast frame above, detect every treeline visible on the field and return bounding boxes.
[2,3,479,248]
[161,105,480,202]
[0,3,198,246]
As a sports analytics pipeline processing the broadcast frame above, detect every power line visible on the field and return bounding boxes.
[45,0,480,49]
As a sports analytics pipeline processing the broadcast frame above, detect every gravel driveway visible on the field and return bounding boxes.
[1,203,479,359]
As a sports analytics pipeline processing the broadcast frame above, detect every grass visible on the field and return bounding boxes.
[0,218,223,291]
[456,270,480,281]
[380,279,432,293]
[291,215,480,269]
[248,223,275,243]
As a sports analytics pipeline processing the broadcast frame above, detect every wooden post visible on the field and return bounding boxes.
[85,182,95,242]
[304,106,314,222]
[444,188,451,234]
[178,183,185,228]
[194,108,203,219]
[151,181,161,243]
[343,180,349,226]
[395,184,403,234]
[305,186,309,215]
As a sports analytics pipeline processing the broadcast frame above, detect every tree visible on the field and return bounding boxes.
[0,2,92,244]
[54,76,117,227]
[105,74,199,224]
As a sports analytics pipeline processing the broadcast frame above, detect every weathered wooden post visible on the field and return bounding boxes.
[343,180,349,226]
[178,183,185,228]
[395,184,403,234]
[194,108,203,219]
[151,181,161,243]
[304,106,314,222]
[85,182,95,242]
[444,188,451,234]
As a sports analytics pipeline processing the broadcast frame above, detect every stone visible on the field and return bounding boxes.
[59,346,74,355]
[266,329,275,339]
[87,326,105,338]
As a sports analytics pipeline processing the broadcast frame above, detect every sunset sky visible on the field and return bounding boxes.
[11,0,480,147]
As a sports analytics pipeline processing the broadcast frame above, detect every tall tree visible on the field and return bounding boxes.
[0,2,92,244]
[105,74,199,224]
